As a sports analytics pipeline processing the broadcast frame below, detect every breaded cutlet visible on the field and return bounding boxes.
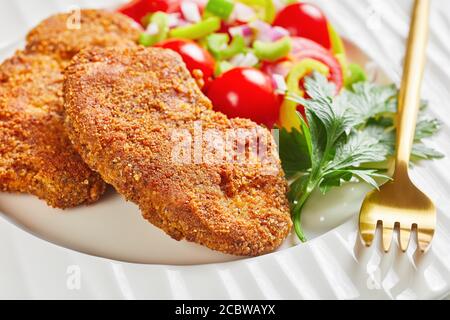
[64,46,292,256]
[0,10,141,208]
[0,52,105,207]
[26,9,141,60]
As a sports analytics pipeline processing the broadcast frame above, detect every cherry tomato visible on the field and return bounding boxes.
[207,67,280,128]
[155,39,215,89]
[273,3,331,50]
[118,0,180,25]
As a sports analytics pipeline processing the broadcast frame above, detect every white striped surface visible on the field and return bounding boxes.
[0,0,449,299]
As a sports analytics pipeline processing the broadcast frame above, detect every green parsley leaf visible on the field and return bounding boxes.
[278,127,311,178]
[345,82,397,124]
[414,118,441,140]
[412,143,445,160]
[278,72,443,242]
[325,129,389,171]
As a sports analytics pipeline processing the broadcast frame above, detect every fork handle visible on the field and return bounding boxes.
[395,0,430,175]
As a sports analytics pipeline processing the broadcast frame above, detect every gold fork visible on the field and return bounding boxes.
[359,0,435,253]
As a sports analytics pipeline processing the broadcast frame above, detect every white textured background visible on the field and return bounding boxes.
[0,0,449,299]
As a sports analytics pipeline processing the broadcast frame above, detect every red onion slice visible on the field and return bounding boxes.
[231,3,256,22]
[269,26,289,41]
[272,73,287,94]
[145,22,159,35]
[229,25,253,37]
[181,1,201,23]
[167,13,181,27]
[230,52,259,67]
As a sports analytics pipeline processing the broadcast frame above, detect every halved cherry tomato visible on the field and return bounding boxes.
[118,0,180,25]
[155,39,215,89]
[207,67,280,128]
[273,3,331,50]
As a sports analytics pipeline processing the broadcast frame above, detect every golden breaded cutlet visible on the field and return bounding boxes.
[0,52,105,207]
[26,9,141,60]
[0,10,141,208]
[64,46,292,255]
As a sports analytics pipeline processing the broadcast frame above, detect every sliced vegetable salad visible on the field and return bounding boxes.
[118,0,443,242]
[119,0,356,128]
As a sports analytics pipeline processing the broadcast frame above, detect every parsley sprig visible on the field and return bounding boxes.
[279,73,443,242]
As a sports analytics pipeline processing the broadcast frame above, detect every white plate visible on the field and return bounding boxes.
[0,0,450,299]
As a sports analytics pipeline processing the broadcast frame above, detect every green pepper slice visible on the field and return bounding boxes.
[139,11,169,47]
[169,17,221,40]
[253,37,292,62]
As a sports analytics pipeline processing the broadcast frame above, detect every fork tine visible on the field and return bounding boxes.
[359,218,377,247]
[382,222,394,252]
[417,225,434,252]
[399,223,412,252]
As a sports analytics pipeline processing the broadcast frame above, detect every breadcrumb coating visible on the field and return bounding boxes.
[26,9,141,60]
[64,46,292,255]
[0,10,140,207]
[0,53,105,207]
